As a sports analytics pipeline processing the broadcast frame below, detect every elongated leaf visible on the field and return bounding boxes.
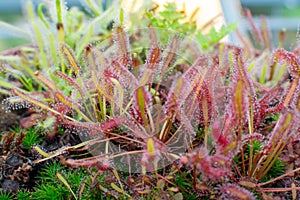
[61,44,80,75]
[273,48,300,79]
[54,71,85,96]
[147,138,155,156]
[34,71,57,90]
[134,86,151,127]
[272,48,300,108]
[37,4,50,29]
[12,89,61,116]
[111,183,125,194]
[234,80,244,120]
[140,46,161,85]
[110,78,124,114]
[0,21,30,39]
[113,26,131,66]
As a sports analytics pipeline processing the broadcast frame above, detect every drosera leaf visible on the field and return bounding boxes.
[37,4,50,29]
[0,55,21,61]
[245,9,264,47]
[110,60,140,89]
[278,29,286,48]
[259,64,267,84]
[274,63,287,84]
[247,61,255,72]
[257,112,294,180]
[61,44,80,76]
[57,22,65,43]
[113,26,131,66]
[283,78,299,108]
[119,8,124,25]
[234,80,245,123]
[166,76,183,114]
[110,77,124,114]
[167,187,179,192]
[272,48,300,108]
[26,1,48,68]
[159,35,181,79]
[238,181,257,189]
[110,183,129,197]
[49,33,58,67]
[34,71,57,91]
[0,88,10,95]
[140,46,161,86]
[261,17,271,50]
[21,113,45,129]
[34,137,108,164]
[292,182,297,200]
[34,145,50,158]
[56,0,63,24]
[0,79,17,90]
[54,71,85,97]
[53,91,91,122]
[91,46,108,70]
[273,48,300,79]
[55,0,65,42]
[134,86,152,128]
[112,169,125,193]
[147,138,155,156]
[220,183,255,200]
[11,89,61,116]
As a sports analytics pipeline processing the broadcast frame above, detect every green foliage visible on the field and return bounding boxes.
[147,2,237,50]
[174,172,199,200]
[196,23,237,50]
[237,140,287,182]
[16,190,31,200]
[31,184,66,200]
[28,162,107,200]
[22,128,44,149]
[0,0,119,94]
[245,140,263,155]
[0,192,13,200]
[37,162,65,181]
[31,162,75,199]
[146,2,196,35]
[261,159,286,182]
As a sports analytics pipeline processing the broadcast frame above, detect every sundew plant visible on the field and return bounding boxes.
[0,0,300,199]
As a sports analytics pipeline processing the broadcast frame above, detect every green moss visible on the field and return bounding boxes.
[0,192,14,200]
[22,128,44,149]
[22,162,109,199]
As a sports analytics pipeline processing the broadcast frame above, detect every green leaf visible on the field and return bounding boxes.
[196,23,237,50]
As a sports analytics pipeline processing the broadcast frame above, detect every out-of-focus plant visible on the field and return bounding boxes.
[146,2,197,35]
[30,161,110,200]
[0,0,119,94]
[146,2,237,49]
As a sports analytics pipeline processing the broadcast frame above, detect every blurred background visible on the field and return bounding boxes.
[1,0,300,51]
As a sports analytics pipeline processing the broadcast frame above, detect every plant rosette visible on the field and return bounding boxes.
[59,26,219,174]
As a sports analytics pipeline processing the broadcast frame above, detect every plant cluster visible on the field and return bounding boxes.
[0,0,299,199]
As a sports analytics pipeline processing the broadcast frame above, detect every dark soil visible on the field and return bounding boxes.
[0,95,33,193]
[0,94,84,193]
